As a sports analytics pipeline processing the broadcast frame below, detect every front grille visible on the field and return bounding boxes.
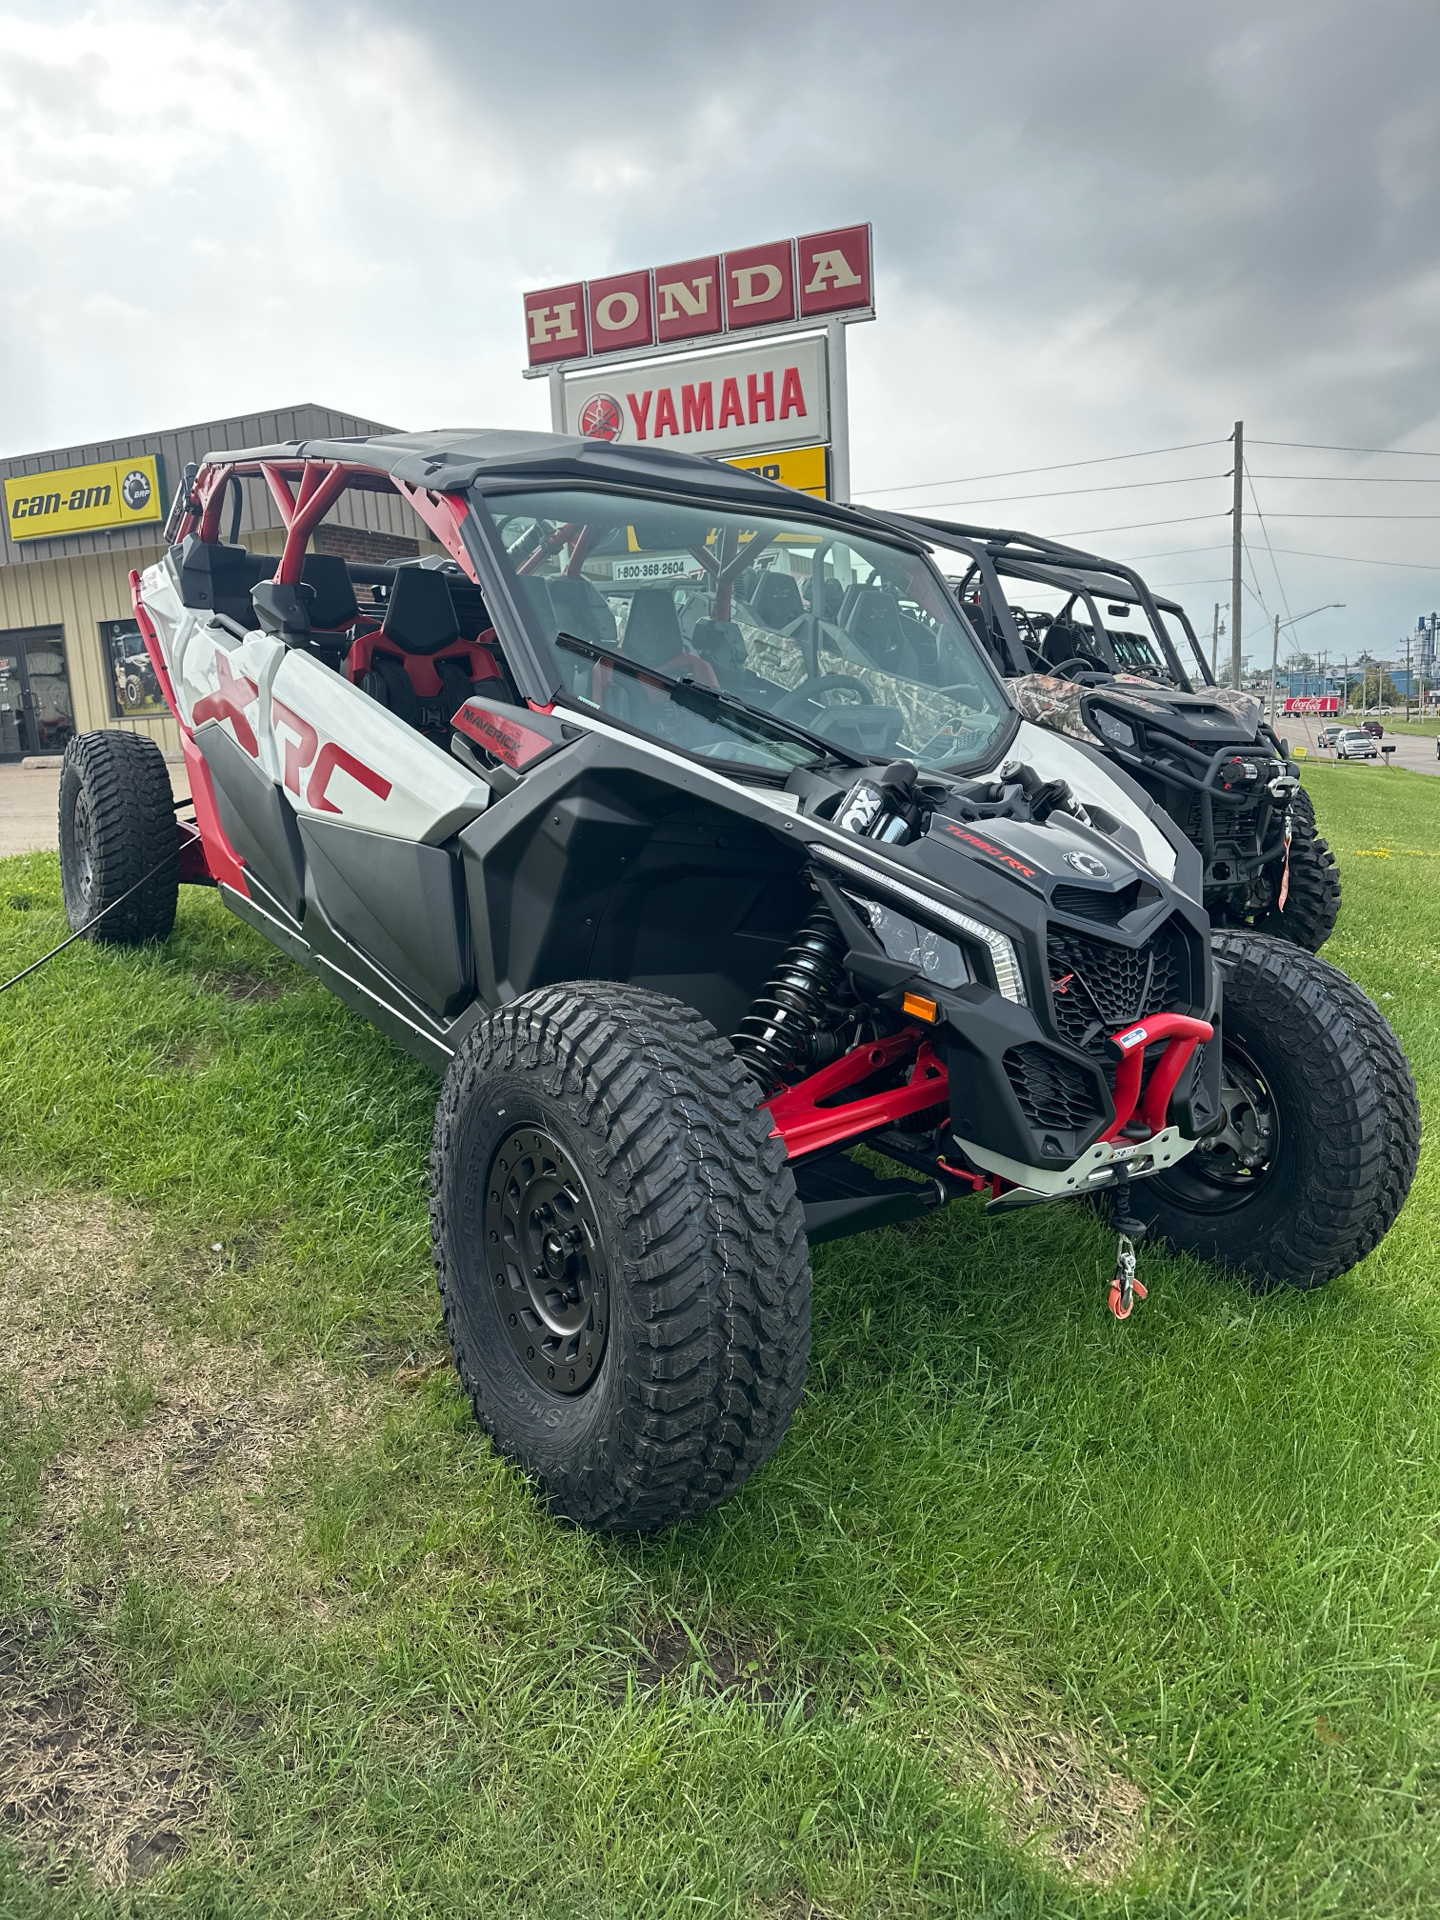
[1050,881,1141,926]
[1004,1044,1104,1131]
[1047,916,1190,1057]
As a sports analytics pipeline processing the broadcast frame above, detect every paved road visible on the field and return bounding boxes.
[1292,727,1440,779]
[0,759,190,858]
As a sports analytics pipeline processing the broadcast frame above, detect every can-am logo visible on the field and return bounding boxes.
[1065,851,1110,879]
[121,468,152,509]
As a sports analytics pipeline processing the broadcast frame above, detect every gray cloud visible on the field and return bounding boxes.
[2,0,1438,651]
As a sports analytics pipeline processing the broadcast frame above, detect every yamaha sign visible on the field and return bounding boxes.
[521,224,874,500]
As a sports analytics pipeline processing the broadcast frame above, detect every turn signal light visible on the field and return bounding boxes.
[903,991,939,1022]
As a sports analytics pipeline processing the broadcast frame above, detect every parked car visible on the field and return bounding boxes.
[1335,729,1379,760]
[56,428,1420,1534]
[1318,725,1346,749]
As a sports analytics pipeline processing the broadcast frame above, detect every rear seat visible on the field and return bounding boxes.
[344,565,510,731]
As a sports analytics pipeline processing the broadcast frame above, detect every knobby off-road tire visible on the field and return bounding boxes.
[1125,932,1418,1291]
[1250,785,1341,952]
[57,730,178,945]
[430,983,811,1533]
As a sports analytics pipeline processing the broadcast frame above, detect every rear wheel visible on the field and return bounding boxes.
[1123,932,1418,1290]
[430,983,811,1532]
[57,731,178,945]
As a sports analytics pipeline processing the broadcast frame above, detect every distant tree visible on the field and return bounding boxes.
[1283,649,1316,673]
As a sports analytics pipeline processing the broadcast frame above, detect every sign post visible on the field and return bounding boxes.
[521,225,873,501]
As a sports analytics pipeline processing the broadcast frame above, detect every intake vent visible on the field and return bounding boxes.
[1047,916,1190,1057]
[1003,1044,1104,1132]
[1050,881,1141,926]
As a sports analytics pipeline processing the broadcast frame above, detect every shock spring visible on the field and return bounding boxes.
[730,909,847,1093]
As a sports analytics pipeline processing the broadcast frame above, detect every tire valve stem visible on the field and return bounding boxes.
[1107,1162,1149,1321]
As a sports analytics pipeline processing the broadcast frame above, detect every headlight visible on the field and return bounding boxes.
[845,893,973,989]
[1091,708,1136,749]
[815,844,1027,1004]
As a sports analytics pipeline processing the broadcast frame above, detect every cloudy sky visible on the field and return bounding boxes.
[2,0,1438,668]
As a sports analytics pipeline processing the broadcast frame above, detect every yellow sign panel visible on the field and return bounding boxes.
[5,454,164,541]
[723,443,828,498]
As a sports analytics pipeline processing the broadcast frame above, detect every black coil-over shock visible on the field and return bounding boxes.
[730,909,847,1093]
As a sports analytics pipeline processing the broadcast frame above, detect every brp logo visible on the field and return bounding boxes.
[1064,850,1110,879]
[578,394,623,441]
[121,468,152,510]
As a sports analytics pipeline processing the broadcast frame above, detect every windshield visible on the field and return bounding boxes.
[479,487,1012,773]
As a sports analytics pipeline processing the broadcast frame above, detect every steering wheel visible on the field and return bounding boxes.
[772,674,872,722]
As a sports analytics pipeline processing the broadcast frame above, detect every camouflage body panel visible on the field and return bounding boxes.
[1007,673,1266,745]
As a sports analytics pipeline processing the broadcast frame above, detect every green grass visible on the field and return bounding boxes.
[1,763,1437,1917]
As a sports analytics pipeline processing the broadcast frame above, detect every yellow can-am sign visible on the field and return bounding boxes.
[5,454,164,541]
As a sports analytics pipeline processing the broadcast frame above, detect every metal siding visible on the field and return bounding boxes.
[0,401,402,568]
[0,541,180,753]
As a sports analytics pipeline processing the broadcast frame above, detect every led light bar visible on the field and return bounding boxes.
[815,845,1028,1006]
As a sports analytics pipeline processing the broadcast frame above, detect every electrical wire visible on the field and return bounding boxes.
[1250,438,1440,457]
[1249,472,1440,483]
[1245,462,1297,637]
[858,439,1229,497]
[861,472,1228,510]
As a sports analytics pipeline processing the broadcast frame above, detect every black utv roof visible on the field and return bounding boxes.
[193,427,920,544]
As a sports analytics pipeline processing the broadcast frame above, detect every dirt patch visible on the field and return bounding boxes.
[0,1613,207,1887]
[977,1713,1147,1883]
[200,970,289,1004]
[632,1620,794,1715]
[0,1194,378,1591]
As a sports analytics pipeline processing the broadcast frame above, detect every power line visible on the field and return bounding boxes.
[858,438,1228,497]
[1227,511,1440,520]
[1245,461,1296,637]
[1122,541,1440,574]
[1029,512,1233,537]
[859,471,1227,509]
[1250,438,1440,457]
[1249,472,1440,483]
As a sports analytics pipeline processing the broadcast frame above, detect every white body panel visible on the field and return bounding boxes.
[141,558,489,844]
[1011,719,1178,881]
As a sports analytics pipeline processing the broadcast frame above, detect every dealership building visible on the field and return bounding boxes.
[0,404,430,761]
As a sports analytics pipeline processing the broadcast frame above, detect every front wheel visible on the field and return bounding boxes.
[1249,788,1341,952]
[1124,933,1419,1291]
[430,983,811,1532]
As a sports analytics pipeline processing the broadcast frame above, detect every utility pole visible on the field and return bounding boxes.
[1230,421,1244,689]
[1270,611,1281,727]
[1211,602,1221,678]
[1407,632,1413,722]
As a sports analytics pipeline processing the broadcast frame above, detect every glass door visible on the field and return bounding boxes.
[0,626,74,759]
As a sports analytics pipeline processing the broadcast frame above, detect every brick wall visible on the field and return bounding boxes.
[313,525,419,564]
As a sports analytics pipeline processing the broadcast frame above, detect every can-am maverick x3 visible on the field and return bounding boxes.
[58,431,1416,1532]
[869,515,1341,953]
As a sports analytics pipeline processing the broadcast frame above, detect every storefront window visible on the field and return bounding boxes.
[102,618,167,718]
[0,626,74,758]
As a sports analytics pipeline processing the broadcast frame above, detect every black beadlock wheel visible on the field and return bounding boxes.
[1123,931,1419,1291]
[1248,786,1341,952]
[57,731,178,946]
[430,982,812,1533]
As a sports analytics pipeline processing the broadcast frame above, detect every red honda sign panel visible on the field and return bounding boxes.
[586,271,654,355]
[523,228,873,368]
[654,255,723,343]
[797,225,873,317]
[523,282,587,365]
[723,240,796,331]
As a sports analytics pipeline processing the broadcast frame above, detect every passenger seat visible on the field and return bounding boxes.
[346,565,507,729]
